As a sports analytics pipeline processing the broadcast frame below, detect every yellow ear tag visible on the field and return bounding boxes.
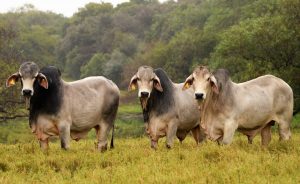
[184,83,190,89]
[131,85,136,91]
[9,80,16,86]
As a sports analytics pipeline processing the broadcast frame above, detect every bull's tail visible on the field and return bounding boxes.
[110,124,114,149]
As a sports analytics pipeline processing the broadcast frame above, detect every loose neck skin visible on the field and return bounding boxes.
[29,79,63,126]
[200,81,235,129]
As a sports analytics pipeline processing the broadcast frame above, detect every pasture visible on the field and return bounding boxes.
[0,102,299,184]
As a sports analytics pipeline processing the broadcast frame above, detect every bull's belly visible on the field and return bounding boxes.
[235,108,273,129]
[70,130,90,141]
[237,127,261,137]
[70,121,98,132]
[71,113,101,129]
[177,119,199,130]
[237,117,271,130]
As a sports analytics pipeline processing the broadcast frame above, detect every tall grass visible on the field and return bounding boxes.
[0,134,300,183]
[0,104,299,183]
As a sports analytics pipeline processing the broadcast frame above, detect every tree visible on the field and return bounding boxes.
[80,53,109,78]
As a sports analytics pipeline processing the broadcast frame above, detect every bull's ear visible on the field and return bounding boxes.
[210,75,219,94]
[128,74,138,91]
[182,74,194,90]
[153,75,163,92]
[6,73,20,87]
[37,73,48,89]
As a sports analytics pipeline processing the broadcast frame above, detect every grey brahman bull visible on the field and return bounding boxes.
[6,62,119,151]
[129,66,205,149]
[183,66,293,146]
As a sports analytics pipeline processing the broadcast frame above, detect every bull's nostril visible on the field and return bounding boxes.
[195,93,204,100]
[141,92,149,98]
[22,89,32,96]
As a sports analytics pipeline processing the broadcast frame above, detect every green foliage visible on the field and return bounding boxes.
[1,0,300,117]
[55,0,300,109]
[80,53,109,78]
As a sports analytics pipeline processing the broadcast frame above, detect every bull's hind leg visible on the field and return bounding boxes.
[96,122,112,152]
[278,120,292,141]
[247,135,254,144]
[276,115,292,141]
[261,122,273,146]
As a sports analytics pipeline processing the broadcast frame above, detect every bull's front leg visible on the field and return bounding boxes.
[166,122,178,149]
[221,121,238,145]
[58,123,71,150]
[39,138,49,150]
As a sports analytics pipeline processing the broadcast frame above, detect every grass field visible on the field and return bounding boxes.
[0,103,299,183]
[0,134,300,184]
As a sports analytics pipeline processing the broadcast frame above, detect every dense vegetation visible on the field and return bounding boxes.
[0,0,299,121]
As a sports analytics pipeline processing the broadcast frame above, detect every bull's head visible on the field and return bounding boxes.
[128,66,163,109]
[6,62,48,108]
[182,66,219,101]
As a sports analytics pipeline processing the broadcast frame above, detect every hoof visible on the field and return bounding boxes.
[151,140,158,150]
[166,144,172,149]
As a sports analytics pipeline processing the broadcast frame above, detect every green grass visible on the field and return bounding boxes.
[0,134,300,184]
[118,103,141,114]
[292,113,300,128]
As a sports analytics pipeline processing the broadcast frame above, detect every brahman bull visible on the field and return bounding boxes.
[183,66,293,146]
[129,66,205,149]
[6,62,119,151]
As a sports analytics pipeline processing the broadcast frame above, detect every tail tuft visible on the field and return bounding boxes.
[110,125,114,149]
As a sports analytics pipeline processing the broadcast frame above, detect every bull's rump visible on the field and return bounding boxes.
[233,75,293,129]
[173,83,200,130]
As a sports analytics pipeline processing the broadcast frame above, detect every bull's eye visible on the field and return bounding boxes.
[137,78,140,81]
[207,78,210,82]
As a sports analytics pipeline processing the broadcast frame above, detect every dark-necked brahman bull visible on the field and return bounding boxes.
[128,66,205,149]
[183,66,293,146]
[6,62,119,151]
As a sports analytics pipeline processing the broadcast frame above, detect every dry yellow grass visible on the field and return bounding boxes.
[0,131,300,184]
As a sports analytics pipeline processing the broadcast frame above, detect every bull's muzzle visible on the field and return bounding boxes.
[22,89,33,96]
[22,89,33,109]
[195,93,204,100]
[141,91,150,98]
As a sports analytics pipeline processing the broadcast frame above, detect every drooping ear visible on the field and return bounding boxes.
[36,73,48,89]
[182,74,194,90]
[128,74,138,91]
[153,75,163,92]
[210,75,219,94]
[6,73,20,87]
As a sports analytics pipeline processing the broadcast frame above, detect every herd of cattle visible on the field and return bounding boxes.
[6,62,293,150]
